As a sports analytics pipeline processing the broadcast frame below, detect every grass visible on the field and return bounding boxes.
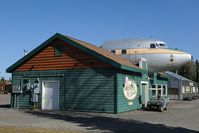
[0,126,80,133]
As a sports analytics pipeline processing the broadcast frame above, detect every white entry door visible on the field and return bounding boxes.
[42,81,59,110]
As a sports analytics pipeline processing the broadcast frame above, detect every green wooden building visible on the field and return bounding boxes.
[6,33,168,113]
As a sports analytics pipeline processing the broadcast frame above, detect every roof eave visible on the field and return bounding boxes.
[120,65,144,73]
[157,73,169,79]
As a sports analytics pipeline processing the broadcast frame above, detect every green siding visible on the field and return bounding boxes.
[11,68,115,113]
[116,71,146,113]
[63,68,115,113]
[11,69,168,113]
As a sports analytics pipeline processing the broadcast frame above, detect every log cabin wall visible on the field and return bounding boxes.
[16,38,110,71]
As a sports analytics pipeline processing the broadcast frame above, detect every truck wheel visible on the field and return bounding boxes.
[159,106,163,112]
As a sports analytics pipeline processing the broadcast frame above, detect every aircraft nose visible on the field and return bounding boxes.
[176,52,192,65]
[184,53,192,62]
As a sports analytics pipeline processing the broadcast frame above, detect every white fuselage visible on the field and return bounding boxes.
[101,39,192,72]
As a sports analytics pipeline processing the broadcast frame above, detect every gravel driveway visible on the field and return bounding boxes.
[0,94,199,133]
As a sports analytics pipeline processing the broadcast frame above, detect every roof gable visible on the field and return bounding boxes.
[6,33,143,73]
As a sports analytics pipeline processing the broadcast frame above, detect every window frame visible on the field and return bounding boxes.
[54,45,63,57]
[121,49,127,54]
[157,85,162,96]
[162,85,167,96]
[151,84,157,97]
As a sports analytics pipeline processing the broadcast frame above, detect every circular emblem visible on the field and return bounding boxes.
[123,77,137,101]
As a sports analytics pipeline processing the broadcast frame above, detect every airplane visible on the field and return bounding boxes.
[101,38,192,72]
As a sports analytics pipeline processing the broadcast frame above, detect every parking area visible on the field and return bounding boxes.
[0,94,10,107]
[0,94,199,133]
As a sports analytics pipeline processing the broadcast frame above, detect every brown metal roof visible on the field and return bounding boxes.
[64,35,141,70]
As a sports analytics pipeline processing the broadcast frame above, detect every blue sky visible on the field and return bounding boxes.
[0,0,199,79]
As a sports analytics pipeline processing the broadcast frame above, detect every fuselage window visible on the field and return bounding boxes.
[111,50,115,53]
[121,49,127,54]
[150,44,156,48]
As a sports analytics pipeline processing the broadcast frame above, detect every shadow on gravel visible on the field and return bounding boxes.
[0,104,10,108]
[25,110,199,133]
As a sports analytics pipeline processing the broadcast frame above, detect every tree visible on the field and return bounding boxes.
[0,76,5,82]
[178,61,197,82]
[196,60,199,83]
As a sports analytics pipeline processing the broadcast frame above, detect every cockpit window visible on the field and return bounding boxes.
[160,43,166,47]
[150,44,156,48]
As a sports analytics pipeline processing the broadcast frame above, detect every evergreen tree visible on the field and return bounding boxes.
[0,76,5,82]
[178,61,197,81]
[196,60,199,83]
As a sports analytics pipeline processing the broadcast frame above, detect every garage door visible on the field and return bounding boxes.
[42,81,59,110]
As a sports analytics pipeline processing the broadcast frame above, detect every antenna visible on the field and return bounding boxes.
[24,49,29,56]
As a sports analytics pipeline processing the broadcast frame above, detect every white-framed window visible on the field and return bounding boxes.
[152,89,156,96]
[151,84,157,97]
[152,84,156,88]
[150,84,167,97]
[157,85,162,96]
[185,86,191,93]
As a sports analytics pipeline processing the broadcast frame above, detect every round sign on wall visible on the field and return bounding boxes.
[123,77,137,101]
